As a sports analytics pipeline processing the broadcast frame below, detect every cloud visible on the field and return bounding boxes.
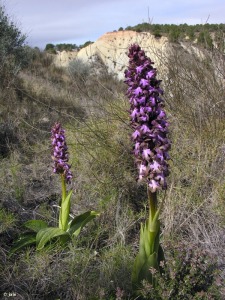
[3,0,225,48]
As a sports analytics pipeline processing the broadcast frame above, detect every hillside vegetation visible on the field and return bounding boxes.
[0,6,225,299]
[44,23,225,54]
[124,23,225,47]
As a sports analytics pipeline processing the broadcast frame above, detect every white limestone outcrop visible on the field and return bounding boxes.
[54,30,168,79]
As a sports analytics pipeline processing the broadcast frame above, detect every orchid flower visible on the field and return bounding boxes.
[125,44,171,290]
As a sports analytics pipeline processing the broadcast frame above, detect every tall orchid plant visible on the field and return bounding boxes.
[51,122,73,232]
[124,44,171,288]
[11,123,98,253]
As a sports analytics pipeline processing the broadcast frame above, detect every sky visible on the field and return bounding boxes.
[2,0,225,49]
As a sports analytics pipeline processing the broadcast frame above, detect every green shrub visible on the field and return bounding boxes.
[56,43,78,51]
[44,43,55,52]
[168,27,181,42]
[197,31,213,49]
[0,5,28,88]
[153,30,162,38]
[79,41,93,49]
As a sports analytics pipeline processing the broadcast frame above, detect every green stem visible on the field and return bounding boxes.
[148,188,157,222]
[59,174,66,230]
[148,189,160,255]
[61,174,66,202]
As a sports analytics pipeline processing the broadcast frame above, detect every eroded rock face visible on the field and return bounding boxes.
[54,31,168,79]
[54,50,78,67]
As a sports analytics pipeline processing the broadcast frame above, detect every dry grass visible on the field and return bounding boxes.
[0,44,224,299]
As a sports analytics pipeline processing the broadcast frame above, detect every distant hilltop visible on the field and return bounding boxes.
[53,25,224,79]
[54,30,169,79]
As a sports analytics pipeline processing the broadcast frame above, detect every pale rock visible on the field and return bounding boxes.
[54,50,78,67]
[77,30,168,79]
[54,31,169,79]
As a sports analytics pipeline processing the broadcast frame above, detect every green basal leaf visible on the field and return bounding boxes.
[24,220,48,232]
[132,222,152,286]
[143,223,151,257]
[132,223,146,285]
[68,210,99,237]
[141,252,158,283]
[36,227,68,250]
[9,232,36,255]
[132,252,158,288]
[132,218,162,288]
[59,190,72,231]
[139,223,147,260]
[132,254,140,287]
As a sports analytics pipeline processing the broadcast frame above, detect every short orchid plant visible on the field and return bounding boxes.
[11,123,99,253]
[124,44,171,289]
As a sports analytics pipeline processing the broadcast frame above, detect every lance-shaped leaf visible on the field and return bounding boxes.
[59,190,72,231]
[143,222,151,256]
[132,223,147,285]
[36,227,68,250]
[132,219,160,288]
[24,220,48,232]
[139,252,158,284]
[9,233,37,255]
[68,211,99,237]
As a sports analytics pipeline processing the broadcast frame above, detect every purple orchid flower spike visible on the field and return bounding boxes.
[124,44,171,193]
[125,44,171,290]
[51,123,73,184]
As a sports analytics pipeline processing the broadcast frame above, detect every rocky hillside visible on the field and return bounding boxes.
[54,30,168,79]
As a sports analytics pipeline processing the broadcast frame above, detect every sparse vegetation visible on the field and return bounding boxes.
[0,10,225,299]
[44,41,93,53]
[125,22,225,49]
[0,5,29,88]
